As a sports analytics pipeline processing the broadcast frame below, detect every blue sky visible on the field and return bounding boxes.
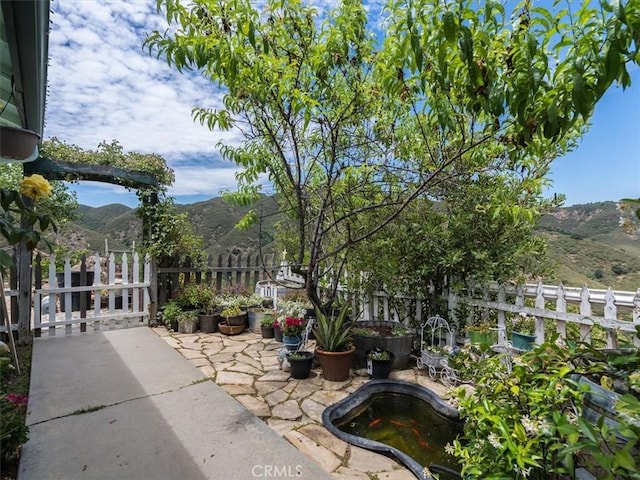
[43,0,639,209]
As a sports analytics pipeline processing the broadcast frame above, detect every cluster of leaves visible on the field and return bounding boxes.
[451,338,640,479]
[145,0,639,314]
[40,138,175,188]
[136,197,204,267]
[312,304,353,352]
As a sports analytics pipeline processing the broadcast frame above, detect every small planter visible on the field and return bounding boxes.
[468,330,493,346]
[178,319,198,334]
[218,321,245,336]
[366,350,395,379]
[260,325,275,339]
[248,309,275,334]
[198,313,220,333]
[274,324,283,342]
[283,334,302,351]
[224,312,248,327]
[287,351,314,379]
[511,331,536,351]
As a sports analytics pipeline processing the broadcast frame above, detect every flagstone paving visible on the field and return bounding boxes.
[153,326,454,479]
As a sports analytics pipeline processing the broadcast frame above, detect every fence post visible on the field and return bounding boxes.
[33,254,42,338]
[497,284,507,345]
[555,284,567,342]
[93,254,102,329]
[48,255,57,337]
[604,287,617,348]
[579,286,592,343]
[535,281,545,344]
[80,255,88,332]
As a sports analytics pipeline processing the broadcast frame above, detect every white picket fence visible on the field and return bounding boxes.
[345,282,640,348]
[32,253,151,337]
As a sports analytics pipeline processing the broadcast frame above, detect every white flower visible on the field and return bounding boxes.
[444,443,455,455]
[488,433,501,449]
[521,415,537,435]
[566,411,579,425]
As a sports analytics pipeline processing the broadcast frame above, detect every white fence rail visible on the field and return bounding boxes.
[32,252,151,337]
[341,281,640,348]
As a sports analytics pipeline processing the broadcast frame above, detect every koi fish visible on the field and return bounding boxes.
[409,418,418,425]
[369,418,382,428]
[411,428,421,437]
[418,440,434,451]
[389,420,408,428]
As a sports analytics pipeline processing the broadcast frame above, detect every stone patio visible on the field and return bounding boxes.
[153,326,454,479]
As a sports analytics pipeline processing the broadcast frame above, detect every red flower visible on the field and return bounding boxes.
[281,316,305,336]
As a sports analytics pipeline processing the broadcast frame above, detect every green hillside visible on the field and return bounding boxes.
[59,199,639,291]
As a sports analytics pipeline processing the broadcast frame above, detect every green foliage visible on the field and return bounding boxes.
[221,305,243,318]
[451,340,640,479]
[260,313,276,327]
[178,282,216,313]
[137,197,204,267]
[367,349,391,361]
[312,304,353,352]
[40,138,175,188]
[160,301,182,327]
[145,0,638,308]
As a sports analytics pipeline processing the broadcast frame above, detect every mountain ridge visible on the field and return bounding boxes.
[58,199,639,291]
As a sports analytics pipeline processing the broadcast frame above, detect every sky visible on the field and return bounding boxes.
[42,0,640,209]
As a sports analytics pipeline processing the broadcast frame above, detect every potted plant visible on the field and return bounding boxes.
[466,321,493,347]
[161,301,182,332]
[351,322,415,369]
[220,305,247,327]
[260,314,276,339]
[286,351,314,379]
[313,305,355,382]
[248,307,276,334]
[280,316,306,351]
[508,313,536,351]
[177,309,198,334]
[199,292,220,333]
[273,319,283,342]
[366,348,395,379]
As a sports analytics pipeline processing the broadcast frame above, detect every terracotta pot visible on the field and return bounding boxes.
[315,345,355,382]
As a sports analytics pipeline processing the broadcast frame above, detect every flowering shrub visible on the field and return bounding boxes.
[1,174,55,273]
[280,317,305,337]
[0,393,29,462]
[449,338,640,479]
[509,312,536,335]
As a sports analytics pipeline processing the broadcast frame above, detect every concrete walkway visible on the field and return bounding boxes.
[18,328,333,480]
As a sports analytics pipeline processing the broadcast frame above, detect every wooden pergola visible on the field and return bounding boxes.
[11,157,162,339]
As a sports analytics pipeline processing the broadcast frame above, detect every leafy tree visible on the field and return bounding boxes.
[146,0,639,310]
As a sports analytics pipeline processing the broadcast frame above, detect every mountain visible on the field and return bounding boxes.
[536,201,640,290]
[61,196,280,258]
[60,199,639,290]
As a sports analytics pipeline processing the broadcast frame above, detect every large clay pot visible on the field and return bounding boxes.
[351,321,415,369]
[315,345,355,382]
